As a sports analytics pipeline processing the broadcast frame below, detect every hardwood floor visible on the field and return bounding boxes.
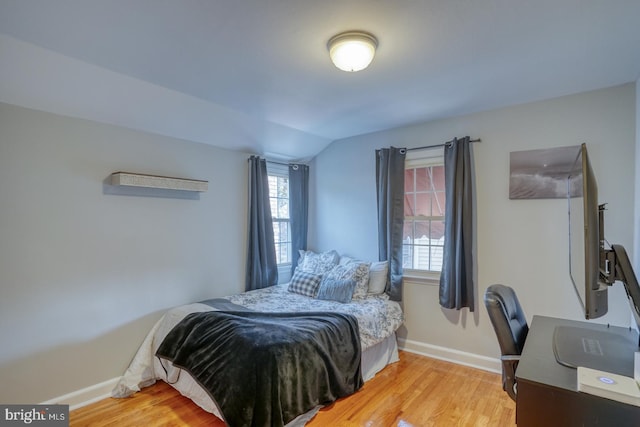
[70,351,515,426]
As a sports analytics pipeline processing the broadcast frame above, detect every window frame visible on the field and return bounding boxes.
[403,147,445,285]
[266,162,292,269]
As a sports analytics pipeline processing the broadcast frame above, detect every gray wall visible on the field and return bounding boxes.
[0,103,248,403]
[310,83,636,361]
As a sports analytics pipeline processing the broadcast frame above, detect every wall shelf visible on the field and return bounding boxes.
[110,172,208,192]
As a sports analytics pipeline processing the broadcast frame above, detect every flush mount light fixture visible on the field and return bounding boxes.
[327,31,378,72]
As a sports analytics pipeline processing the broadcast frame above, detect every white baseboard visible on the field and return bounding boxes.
[398,337,501,374]
[41,377,121,411]
[39,341,498,412]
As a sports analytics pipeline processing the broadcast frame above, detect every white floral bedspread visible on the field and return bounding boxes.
[226,284,404,350]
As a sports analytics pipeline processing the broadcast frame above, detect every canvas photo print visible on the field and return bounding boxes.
[509,145,582,199]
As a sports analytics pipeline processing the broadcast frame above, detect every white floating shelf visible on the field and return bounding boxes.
[111,172,208,192]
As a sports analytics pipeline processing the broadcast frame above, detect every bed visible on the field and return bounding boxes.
[112,251,404,426]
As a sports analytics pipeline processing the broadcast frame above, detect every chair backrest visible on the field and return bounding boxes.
[484,284,528,356]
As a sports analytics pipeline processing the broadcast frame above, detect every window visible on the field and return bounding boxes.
[403,149,445,274]
[267,164,291,265]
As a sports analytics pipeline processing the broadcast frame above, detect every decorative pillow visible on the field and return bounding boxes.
[298,250,340,274]
[324,262,370,299]
[288,270,323,297]
[367,261,389,294]
[316,278,357,303]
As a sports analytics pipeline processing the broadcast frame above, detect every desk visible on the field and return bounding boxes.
[516,315,640,426]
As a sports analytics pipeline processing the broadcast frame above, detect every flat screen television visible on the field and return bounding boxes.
[554,143,640,374]
[567,143,607,318]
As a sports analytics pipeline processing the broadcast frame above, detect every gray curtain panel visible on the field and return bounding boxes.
[376,147,406,301]
[439,137,475,311]
[289,163,309,274]
[246,156,278,291]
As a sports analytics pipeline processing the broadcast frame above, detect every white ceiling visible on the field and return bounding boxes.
[1,0,640,160]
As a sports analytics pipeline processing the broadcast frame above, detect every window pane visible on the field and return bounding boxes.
[413,242,430,270]
[276,221,283,238]
[402,244,413,269]
[415,167,431,191]
[283,244,290,264]
[415,193,432,217]
[278,177,289,198]
[431,245,444,271]
[415,221,429,240]
[404,193,415,216]
[274,243,281,264]
[430,220,445,240]
[432,166,445,191]
[269,176,289,220]
[433,191,446,216]
[272,221,291,264]
[403,221,414,241]
[278,199,289,218]
[268,176,277,196]
[281,244,287,264]
[268,173,291,265]
[403,160,445,272]
[404,169,414,192]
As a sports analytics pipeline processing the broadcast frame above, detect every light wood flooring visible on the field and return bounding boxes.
[70,351,515,426]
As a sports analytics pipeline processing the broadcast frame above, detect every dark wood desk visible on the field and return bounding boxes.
[516,315,640,426]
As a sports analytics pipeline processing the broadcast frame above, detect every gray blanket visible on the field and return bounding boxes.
[155,309,363,427]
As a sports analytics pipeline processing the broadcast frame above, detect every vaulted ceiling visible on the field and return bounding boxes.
[1,1,639,160]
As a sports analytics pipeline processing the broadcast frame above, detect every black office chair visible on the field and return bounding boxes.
[484,284,529,401]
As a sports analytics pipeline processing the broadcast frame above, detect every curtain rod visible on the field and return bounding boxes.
[406,137,481,152]
[247,157,306,167]
[266,160,307,167]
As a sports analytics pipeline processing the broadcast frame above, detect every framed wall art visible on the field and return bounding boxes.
[509,145,581,199]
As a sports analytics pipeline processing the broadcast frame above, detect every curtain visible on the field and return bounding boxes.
[439,137,475,311]
[246,156,278,291]
[376,147,406,301]
[289,163,309,274]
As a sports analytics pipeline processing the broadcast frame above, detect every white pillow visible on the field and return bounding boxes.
[367,261,389,294]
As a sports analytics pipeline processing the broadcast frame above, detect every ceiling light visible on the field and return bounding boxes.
[327,31,378,72]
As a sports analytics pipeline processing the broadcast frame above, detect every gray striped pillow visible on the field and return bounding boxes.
[316,278,357,303]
